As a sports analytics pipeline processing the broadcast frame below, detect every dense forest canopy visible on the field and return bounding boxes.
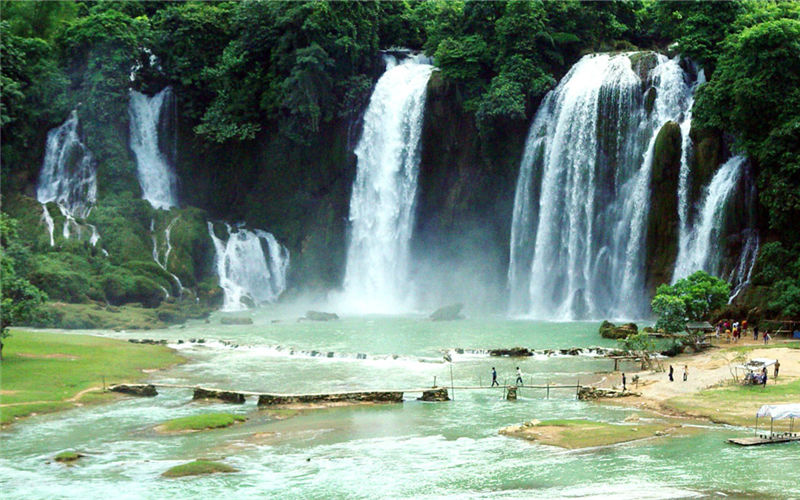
[1,0,799,322]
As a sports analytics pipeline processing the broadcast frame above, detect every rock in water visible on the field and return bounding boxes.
[110,384,158,397]
[430,303,464,321]
[305,311,339,321]
[599,321,638,339]
[220,316,253,325]
[418,387,450,401]
[506,386,518,400]
[489,347,533,357]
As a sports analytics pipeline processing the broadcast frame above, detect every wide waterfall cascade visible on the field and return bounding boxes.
[341,54,435,314]
[208,222,290,311]
[36,111,98,219]
[129,87,179,210]
[509,53,695,320]
[673,155,758,296]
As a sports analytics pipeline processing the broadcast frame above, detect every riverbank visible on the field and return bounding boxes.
[0,330,184,427]
[597,339,800,427]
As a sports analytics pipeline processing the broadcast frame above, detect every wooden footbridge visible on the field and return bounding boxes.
[109,381,597,406]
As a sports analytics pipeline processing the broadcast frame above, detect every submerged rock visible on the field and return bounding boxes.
[220,316,253,325]
[304,311,339,321]
[429,303,464,321]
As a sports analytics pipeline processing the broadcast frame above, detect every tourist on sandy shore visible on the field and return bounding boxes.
[754,325,759,341]
[775,360,780,379]
[764,331,771,344]
[683,365,688,382]
[622,373,626,391]
[669,365,674,382]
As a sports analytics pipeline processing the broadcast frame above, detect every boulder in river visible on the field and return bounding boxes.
[489,347,533,357]
[599,320,638,339]
[430,303,464,321]
[418,387,450,402]
[305,311,339,321]
[110,384,158,397]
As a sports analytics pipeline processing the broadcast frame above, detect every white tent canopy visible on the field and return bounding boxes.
[756,404,800,420]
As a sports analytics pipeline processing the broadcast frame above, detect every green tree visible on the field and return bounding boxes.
[1,215,48,360]
[651,294,687,334]
[651,271,730,331]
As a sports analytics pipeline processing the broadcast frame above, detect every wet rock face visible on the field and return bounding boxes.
[646,120,682,295]
[418,387,450,402]
[257,391,403,406]
[193,388,246,404]
[110,384,158,397]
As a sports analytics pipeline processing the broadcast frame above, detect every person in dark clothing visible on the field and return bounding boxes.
[754,325,759,341]
[491,367,499,387]
[622,373,626,392]
[683,365,688,382]
[669,365,674,382]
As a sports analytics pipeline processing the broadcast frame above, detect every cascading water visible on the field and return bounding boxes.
[129,87,179,210]
[208,222,290,311]
[40,205,55,247]
[341,54,435,313]
[673,155,759,298]
[508,53,695,319]
[151,217,184,296]
[36,111,97,219]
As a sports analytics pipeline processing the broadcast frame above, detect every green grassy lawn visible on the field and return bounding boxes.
[162,460,237,478]
[1,330,183,425]
[159,413,246,432]
[667,378,800,427]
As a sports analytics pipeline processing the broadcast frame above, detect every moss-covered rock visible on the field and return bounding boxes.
[162,460,237,478]
[645,121,682,296]
[54,451,84,464]
[599,320,638,339]
[688,126,723,211]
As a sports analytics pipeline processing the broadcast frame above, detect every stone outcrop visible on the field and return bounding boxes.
[489,347,533,357]
[110,384,158,397]
[417,387,450,401]
[220,317,253,325]
[430,303,464,321]
[577,386,640,400]
[304,311,339,321]
[599,321,638,339]
[193,388,246,404]
[257,391,402,406]
[506,386,518,400]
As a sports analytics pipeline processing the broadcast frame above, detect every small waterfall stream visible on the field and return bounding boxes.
[341,54,435,313]
[129,87,179,210]
[151,217,184,296]
[207,222,289,311]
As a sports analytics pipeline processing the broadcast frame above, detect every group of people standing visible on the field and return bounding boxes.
[490,367,525,387]
[716,319,771,344]
[668,364,688,382]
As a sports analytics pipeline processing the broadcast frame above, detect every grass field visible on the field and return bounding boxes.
[0,330,183,425]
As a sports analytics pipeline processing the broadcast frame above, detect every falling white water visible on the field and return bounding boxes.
[151,217,184,296]
[40,205,55,247]
[129,87,179,210]
[341,54,435,313]
[36,111,97,219]
[509,53,694,319]
[676,69,706,247]
[673,156,752,284]
[208,222,290,311]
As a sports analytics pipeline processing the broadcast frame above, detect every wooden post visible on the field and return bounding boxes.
[614,358,619,371]
[576,379,580,400]
[546,380,550,399]
[433,376,437,388]
[449,362,455,401]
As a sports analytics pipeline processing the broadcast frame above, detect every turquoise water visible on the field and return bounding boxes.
[1,311,798,498]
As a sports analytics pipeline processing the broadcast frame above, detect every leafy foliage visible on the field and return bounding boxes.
[652,271,731,331]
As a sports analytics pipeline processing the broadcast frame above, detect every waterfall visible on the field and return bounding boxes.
[129,87,179,210]
[673,155,758,297]
[508,53,694,319]
[207,222,290,311]
[151,217,184,296]
[36,111,97,219]
[341,54,435,313]
[40,205,55,247]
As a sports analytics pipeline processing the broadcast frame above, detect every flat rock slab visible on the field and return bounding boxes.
[193,388,246,404]
[258,391,403,406]
[110,384,158,397]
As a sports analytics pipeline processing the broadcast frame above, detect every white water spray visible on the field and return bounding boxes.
[341,55,435,313]
[208,222,290,311]
[129,87,179,209]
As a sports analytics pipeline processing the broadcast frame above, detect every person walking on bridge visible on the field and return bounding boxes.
[491,367,499,387]
[515,367,524,386]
